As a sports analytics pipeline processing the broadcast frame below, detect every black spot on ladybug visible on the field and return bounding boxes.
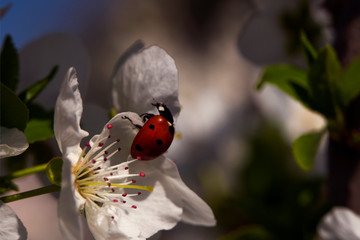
[135,144,143,152]
[169,125,175,135]
[156,139,163,146]
[148,124,155,130]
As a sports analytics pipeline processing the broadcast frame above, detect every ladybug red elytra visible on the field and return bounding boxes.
[123,102,175,160]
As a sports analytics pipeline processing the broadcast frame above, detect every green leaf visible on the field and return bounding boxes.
[0,83,29,131]
[46,157,63,186]
[24,119,54,143]
[258,64,308,89]
[289,82,314,109]
[27,103,54,120]
[257,64,311,105]
[292,129,326,171]
[300,31,317,67]
[0,35,19,91]
[18,66,58,104]
[339,56,360,107]
[307,45,342,119]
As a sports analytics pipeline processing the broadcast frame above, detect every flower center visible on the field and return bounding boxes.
[72,124,153,210]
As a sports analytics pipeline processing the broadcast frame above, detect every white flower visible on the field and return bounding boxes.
[110,44,215,233]
[55,67,215,240]
[0,201,27,240]
[0,127,29,159]
[318,207,360,240]
[112,44,181,121]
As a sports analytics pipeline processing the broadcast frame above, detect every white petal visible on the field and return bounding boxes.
[0,127,28,159]
[0,201,27,240]
[318,207,360,239]
[112,45,181,121]
[130,157,215,234]
[86,177,182,240]
[84,146,184,239]
[54,67,88,154]
[113,167,183,239]
[58,150,85,240]
[87,112,143,165]
[85,204,139,240]
[157,157,216,226]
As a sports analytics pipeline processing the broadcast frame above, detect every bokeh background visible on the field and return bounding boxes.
[1,0,336,239]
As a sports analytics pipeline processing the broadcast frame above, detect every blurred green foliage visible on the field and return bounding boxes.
[0,35,57,142]
[280,0,322,55]
[256,65,308,106]
[19,65,58,104]
[24,119,54,143]
[0,82,29,131]
[214,121,329,240]
[0,35,19,91]
[257,32,360,171]
[293,130,326,171]
[0,34,59,193]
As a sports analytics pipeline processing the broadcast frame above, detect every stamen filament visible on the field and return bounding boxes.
[91,140,118,161]
[83,192,106,202]
[76,160,103,179]
[81,136,108,161]
[106,149,119,161]
[75,158,97,177]
[93,159,136,173]
[76,146,88,169]
[85,182,153,192]
[79,180,133,189]
[73,134,153,211]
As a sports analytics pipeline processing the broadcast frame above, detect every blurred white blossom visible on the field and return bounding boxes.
[0,127,29,159]
[0,201,27,240]
[254,83,326,141]
[318,207,360,240]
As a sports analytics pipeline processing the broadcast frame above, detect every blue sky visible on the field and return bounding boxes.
[1,0,114,49]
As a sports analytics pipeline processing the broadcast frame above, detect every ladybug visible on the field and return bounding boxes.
[123,102,175,160]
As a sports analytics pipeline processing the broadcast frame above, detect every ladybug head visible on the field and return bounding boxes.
[152,102,174,124]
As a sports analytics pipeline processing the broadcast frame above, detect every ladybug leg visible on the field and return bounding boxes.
[121,116,142,129]
[151,100,161,109]
[151,98,161,105]
[140,113,154,122]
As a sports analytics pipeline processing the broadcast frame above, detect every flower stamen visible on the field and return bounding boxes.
[83,182,153,192]
[73,134,153,210]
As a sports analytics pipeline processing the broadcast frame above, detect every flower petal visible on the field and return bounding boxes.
[83,140,184,239]
[85,203,144,240]
[111,174,183,239]
[0,127,28,159]
[112,45,181,121]
[318,207,360,239]
[130,157,215,233]
[54,67,88,154]
[0,201,27,240]
[87,112,143,165]
[58,150,85,240]
[157,157,216,226]
[86,175,183,239]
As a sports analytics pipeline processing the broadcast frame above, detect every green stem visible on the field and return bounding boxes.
[5,163,48,180]
[0,185,60,203]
